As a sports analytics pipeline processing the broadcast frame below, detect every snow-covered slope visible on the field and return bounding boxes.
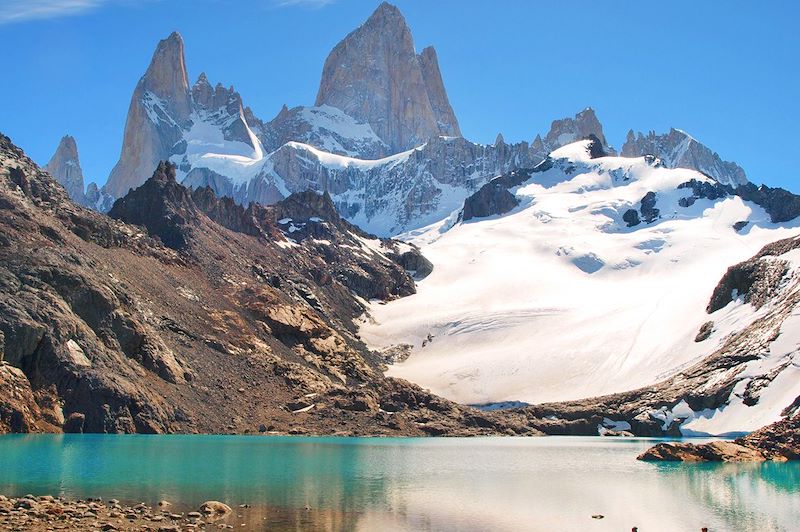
[259,104,388,158]
[361,140,800,421]
[650,236,800,435]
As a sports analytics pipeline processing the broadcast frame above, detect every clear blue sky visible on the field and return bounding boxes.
[1,0,798,190]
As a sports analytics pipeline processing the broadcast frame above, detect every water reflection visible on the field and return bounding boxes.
[0,435,797,531]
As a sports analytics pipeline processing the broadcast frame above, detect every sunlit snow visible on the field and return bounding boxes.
[361,141,800,430]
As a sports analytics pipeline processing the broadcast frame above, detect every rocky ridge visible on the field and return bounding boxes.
[622,128,748,187]
[535,108,613,159]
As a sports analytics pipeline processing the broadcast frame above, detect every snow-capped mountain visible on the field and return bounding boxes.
[622,128,748,187]
[92,4,622,236]
[360,139,800,434]
[93,2,759,238]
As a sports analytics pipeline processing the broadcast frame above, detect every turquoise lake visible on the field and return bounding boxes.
[0,435,797,531]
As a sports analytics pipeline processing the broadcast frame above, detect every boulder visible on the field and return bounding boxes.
[199,501,231,517]
[63,412,86,434]
[622,209,640,227]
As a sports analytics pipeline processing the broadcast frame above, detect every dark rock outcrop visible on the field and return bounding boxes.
[462,182,519,221]
[585,133,607,159]
[706,235,799,313]
[640,191,660,223]
[678,178,800,224]
[62,412,86,434]
[623,192,659,227]
[622,209,640,227]
[738,414,800,460]
[677,178,729,208]
[694,321,714,342]
[459,168,535,222]
[109,161,198,250]
[637,440,767,462]
[735,182,800,223]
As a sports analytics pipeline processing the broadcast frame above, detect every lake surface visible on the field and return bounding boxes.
[0,435,797,531]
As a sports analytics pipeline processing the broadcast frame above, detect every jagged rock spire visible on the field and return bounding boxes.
[315,2,460,152]
[544,108,609,150]
[104,31,191,200]
[44,135,87,205]
[418,46,461,138]
[141,31,191,121]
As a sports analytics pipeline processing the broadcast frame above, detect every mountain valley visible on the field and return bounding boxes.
[3,2,798,444]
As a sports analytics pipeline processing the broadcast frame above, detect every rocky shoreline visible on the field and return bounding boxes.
[0,496,244,531]
[638,415,800,462]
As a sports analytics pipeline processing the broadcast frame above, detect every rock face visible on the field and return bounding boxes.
[0,132,540,437]
[622,128,748,187]
[738,414,800,459]
[315,2,461,152]
[734,182,800,223]
[44,135,88,206]
[0,362,50,433]
[105,32,191,199]
[418,46,461,139]
[706,238,795,313]
[102,31,267,206]
[460,168,541,222]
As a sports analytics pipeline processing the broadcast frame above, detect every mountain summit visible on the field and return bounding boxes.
[140,31,191,120]
[44,134,88,206]
[104,32,191,199]
[622,128,748,187]
[315,2,461,151]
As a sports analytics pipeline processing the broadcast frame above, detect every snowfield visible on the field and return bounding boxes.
[361,140,800,433]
